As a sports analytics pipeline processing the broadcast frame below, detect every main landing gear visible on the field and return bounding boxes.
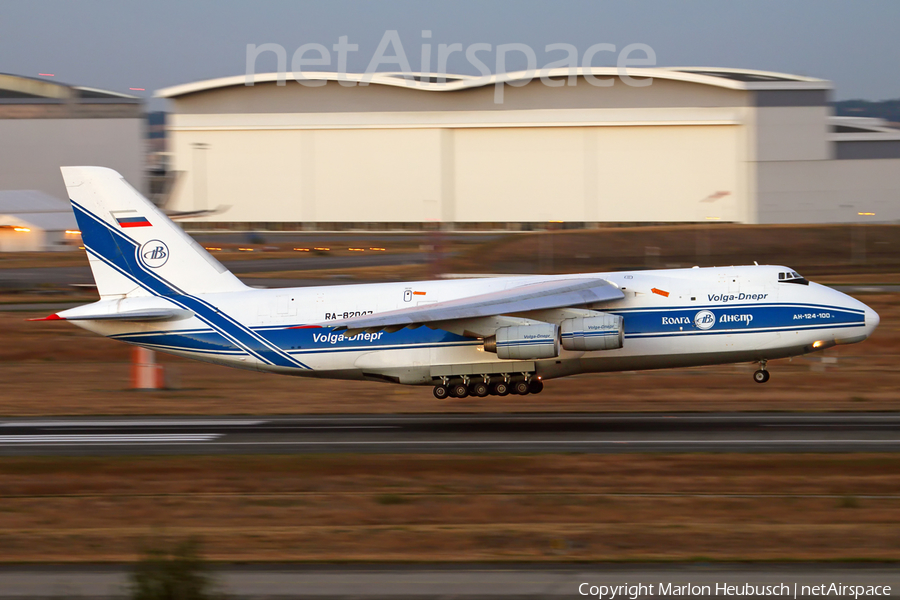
[753,359,770,384]
[432,374,543,399]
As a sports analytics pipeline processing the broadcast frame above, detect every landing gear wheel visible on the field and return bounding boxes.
[753,369,770,384]
[490,381,510,396]
[470,381,489,397]
[450,382,469,398]
[528,379,544,394]
[512,380,530,395]
[433,385,449,400]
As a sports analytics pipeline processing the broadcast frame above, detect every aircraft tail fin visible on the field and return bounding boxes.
[62,166,246,299]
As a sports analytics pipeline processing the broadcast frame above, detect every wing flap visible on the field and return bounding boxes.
[319,278,623,333]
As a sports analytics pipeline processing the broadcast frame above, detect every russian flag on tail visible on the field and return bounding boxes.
[112,211,152,228]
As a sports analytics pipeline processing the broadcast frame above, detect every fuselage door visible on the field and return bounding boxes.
[275,294,297,317]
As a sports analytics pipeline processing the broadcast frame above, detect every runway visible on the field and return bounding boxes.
[1,412,899,456]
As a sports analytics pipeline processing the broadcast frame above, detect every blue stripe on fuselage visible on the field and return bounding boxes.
[111,327,477,356]
[609,303,864,338]
[108,301,864,360]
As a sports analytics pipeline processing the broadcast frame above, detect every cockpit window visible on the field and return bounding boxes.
[778,270,809,285]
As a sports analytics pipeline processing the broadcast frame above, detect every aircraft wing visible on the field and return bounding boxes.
[314,277,623,334]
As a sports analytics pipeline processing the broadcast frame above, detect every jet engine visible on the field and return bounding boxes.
[560,313,624,351]
[483,323,560,360]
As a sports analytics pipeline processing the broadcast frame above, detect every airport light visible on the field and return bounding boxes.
[13,227,30,232]
[858,212,875,216]
[205,247,222,251]
[314,247,330,251]
[348,248,365,252]
[65,230,81,235]
[238,247,254,252]
[369,247,386,251]
[294,248,310,252]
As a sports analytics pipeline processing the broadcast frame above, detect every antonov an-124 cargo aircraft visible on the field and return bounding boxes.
[34,167,880,399]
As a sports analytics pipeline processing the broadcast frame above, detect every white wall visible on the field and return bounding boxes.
[452,127,586,222]
[313,129,443,222]
[169,120,746,224]
[587,125,742,222]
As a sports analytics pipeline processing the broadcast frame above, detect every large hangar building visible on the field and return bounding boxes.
[157,68,900,228]
[0,73,144,202]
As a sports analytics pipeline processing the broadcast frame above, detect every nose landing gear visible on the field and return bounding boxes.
[753,359,770,384]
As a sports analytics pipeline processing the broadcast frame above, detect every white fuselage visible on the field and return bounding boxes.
[67,265,878,385]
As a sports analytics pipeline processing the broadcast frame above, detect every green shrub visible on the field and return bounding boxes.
[130,538,224,600]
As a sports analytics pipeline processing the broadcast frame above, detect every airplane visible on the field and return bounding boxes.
[33,166,880,399]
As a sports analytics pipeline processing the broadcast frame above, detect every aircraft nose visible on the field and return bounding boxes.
[865,305,880,336]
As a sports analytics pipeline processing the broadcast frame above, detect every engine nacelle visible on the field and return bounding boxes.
[483,323,560,360]
[560,314,624,351]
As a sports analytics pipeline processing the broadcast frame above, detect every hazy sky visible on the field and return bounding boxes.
[2,0,899,108]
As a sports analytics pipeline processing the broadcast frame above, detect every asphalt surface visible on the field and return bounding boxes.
[1,563,898,598]
[1,412,899,456]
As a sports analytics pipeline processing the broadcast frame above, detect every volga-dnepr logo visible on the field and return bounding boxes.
[694,310,716,330]
[139,240,169,269]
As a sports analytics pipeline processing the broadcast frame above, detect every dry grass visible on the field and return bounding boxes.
[0,292,897,415]
[0,454,898,562]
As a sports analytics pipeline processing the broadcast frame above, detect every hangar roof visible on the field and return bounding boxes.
[0,73,139,102]
[157,67,831,99]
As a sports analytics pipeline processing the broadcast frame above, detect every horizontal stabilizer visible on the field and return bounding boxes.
[29,308,194,322]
